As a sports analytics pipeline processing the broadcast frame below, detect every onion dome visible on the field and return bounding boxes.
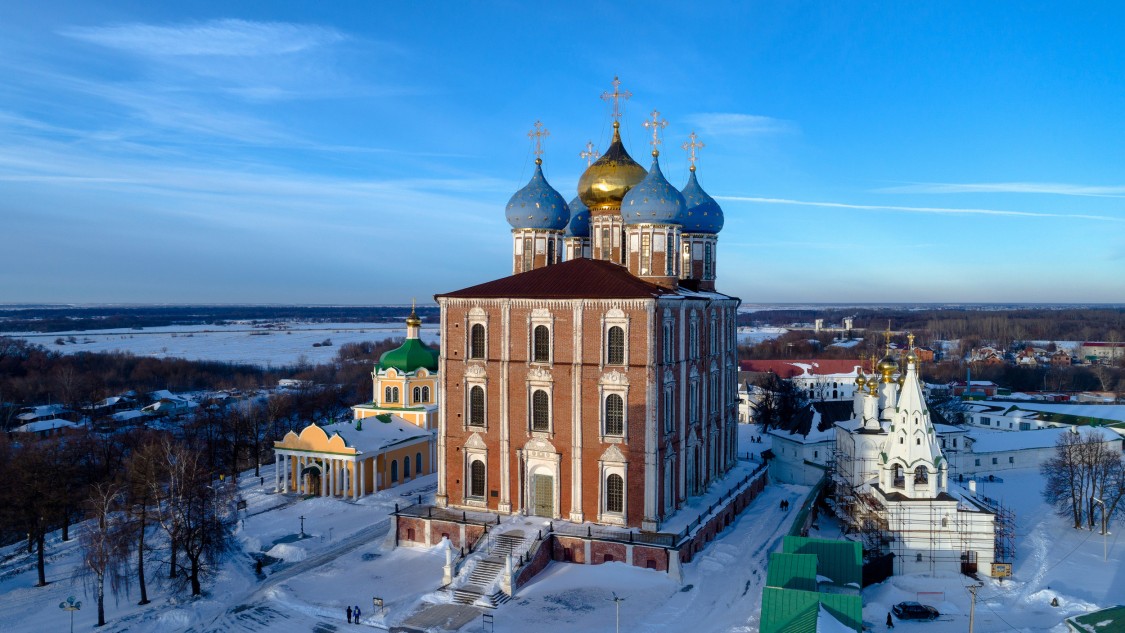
[680,168,724,233]
[856,371,867,388]
[621,153,686,225]
[877,354,899,383]
[577,122,646,211]
[565,195,590,238]
[378,338,438,373]
[505,159,570,230]
[405,306,422,329]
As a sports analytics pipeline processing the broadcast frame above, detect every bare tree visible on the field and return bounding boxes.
[79,482,127,627]
[1042,429,1124,532]
[156,441,237,596]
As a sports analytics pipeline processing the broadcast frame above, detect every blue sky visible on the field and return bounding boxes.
[2,1,1123,304]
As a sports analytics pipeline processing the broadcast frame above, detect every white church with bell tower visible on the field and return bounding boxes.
[835,333,1000,577]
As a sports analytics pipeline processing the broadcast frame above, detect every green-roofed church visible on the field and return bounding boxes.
[353,304,440,433]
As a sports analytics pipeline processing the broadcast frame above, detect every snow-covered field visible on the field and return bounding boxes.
[4,322,440,367]
[738,326,788,346]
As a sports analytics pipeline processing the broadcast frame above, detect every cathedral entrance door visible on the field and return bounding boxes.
[531,474,553,518]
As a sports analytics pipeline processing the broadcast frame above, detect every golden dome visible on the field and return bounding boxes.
[577,122,646,212]
[855,371,867,387]
[878,354,898,383]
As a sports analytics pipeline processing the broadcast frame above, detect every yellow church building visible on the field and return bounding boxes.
[273,307,440,497]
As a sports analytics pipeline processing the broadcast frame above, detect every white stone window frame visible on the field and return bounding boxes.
[601,308,630,368]
[464,366,488,430]
[467,307,489,361]
[529,308,554,367]
[662,309,676,364]
[464,450,488,507]
[689,366,701,425]
[598,456,628,525]
[598,370,630,443]
[527,367,554,438]
[663,369,677,435]
[689,311,700,359]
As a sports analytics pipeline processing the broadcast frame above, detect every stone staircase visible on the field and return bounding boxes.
[449,530,527,608]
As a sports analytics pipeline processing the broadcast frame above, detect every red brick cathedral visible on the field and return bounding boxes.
[434,81,739,531]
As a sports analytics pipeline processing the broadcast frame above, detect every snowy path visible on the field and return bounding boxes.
[184,518,394,632]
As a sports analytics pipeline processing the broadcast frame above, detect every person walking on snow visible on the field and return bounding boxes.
[346,606,352,623]
[354,605,361,623]
[887,612,894,629]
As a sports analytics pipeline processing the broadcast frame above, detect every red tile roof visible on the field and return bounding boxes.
[739,359,864,377]
[436,258,680,300]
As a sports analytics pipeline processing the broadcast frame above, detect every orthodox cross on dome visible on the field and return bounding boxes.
[907,332,916,350]
[580,140,600,166]
[528,120,549,164]
[883,321,893,354]
[682,131,704,171]
[601,76,632,123]
[642,109,668,156]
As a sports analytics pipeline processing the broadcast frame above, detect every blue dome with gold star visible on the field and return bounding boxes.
[621,155,686,225]
[680,169,724,234]
[565,195,590,237]
[505,160,570,230]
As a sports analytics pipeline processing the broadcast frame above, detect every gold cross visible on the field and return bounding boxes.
[580,140,600,166]
[907,332,915,349]
[601,76,632,122]
[643,109,668,156]
[682,131,704,171]
[528,121,549,163]
[883,322,893,354]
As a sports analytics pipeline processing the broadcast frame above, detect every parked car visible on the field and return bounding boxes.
[893,602,940,620]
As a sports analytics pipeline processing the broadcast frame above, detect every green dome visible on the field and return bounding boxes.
[378,338,438,373]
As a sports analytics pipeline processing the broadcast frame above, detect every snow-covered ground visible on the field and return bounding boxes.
[3,452,1117,633]
[3,322,440,367]
[861,469,1123,633]
[738,326,788,346]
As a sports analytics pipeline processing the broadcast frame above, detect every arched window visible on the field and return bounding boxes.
[470,323,486,359]
[390,460,399,483]
[704,242,714,279]
[607,326,625,365]
[413,387,421,403]
[469,386,485,426]
[415,452,422,475]
[403,455,411,478]
[393,387,400,403]
[533,325,550,362]
[470,460,485,498]
[941,516,948,527]
[663,323,674,363]
[914,468,928,484]
[606,473,624,513]
[605,394,624,436]
[547,237,555,264]
[892,464,904,488]
[384,386,392,403]
[531,389,550,431]
[422,386,430,402]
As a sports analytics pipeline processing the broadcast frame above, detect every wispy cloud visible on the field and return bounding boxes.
[683,113,795,137]
[717,196,1125,223]
[875,182,1125,198]
[59,19,346,57]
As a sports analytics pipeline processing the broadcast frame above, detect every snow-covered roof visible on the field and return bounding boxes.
[769,420,836,444]
[111,410,146,422]
[966,426,1120,453]
[15,419,78,433]
[15,404,68,421]
[816,605,856,633]
[277,417,431,456]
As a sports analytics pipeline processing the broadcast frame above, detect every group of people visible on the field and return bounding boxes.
[748,435,764,443]
[779,499,790,511]
[346,605,362,624]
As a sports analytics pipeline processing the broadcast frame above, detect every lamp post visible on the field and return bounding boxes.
[609,592,625,633]
[1093,498,1108,561]
[59,596,81,633]
[299,515,306,538]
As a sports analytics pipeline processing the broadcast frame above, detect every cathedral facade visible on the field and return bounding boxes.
[434,83,740,531]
